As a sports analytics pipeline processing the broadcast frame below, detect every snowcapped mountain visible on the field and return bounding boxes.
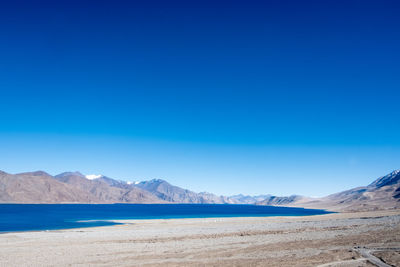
[84,174,138,187]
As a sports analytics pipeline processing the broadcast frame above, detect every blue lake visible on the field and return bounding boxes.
[0,204,332,233]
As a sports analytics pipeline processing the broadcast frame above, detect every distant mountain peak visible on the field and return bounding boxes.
[17,171,53,177]
[31,171,52,176]
[229,194,272,204]
[56,171,85,178]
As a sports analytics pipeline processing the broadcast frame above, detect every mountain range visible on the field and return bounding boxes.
[0,169,399,211]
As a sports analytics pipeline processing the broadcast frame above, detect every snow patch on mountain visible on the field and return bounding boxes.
[85,174,103,180]
[126,181,141,185]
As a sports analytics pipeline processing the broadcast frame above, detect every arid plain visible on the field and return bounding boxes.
[1,210,399,267]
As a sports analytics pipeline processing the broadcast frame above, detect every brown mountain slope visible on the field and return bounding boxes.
[0,171,164,204]
[0,171,94,203]
[266,170,400,211]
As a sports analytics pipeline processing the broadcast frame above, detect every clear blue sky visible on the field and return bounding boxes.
[0,0,399,197]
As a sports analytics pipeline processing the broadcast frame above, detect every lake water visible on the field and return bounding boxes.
[0,204,332,233]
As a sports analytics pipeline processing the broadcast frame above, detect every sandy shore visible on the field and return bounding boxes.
[0,210,399,267]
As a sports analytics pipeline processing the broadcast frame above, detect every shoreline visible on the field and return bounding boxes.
[0,213,335,235]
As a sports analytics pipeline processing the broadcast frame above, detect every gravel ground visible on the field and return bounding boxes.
[0,210,399,267]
